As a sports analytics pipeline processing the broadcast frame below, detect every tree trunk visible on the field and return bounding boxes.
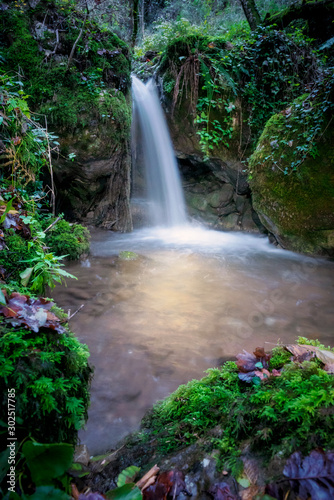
[238,0,261,30]
[131,0,140,47]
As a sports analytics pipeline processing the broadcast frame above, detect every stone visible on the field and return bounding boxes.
[74,444,90,466]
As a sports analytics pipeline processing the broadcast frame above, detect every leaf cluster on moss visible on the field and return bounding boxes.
[43,218,90,260]
[142,340,334,467]
[0,318,92,445]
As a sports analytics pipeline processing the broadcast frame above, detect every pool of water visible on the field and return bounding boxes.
[52,226,334,454]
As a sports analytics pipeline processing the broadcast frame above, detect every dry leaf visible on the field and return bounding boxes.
[136,464,160,490]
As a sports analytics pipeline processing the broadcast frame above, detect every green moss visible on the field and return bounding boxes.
[249,85,334,253]
[0,233,36,282]
[0,319,92,444]
[44,219,90,260]
[142,343,334,464]
[1,5,131,130]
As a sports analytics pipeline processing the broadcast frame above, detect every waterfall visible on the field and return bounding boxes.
[131,75,187,227]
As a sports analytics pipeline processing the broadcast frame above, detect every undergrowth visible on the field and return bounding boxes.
[142,338,334,472]
[0,319,92,445]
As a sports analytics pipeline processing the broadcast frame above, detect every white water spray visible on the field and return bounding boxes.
[132,75,187,227]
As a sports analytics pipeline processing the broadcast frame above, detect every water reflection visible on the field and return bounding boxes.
[52,227,334,454]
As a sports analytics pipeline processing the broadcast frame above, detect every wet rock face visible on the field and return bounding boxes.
[54,120,132,232]
[179,157,262,233]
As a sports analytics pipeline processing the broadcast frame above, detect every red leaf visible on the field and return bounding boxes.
[208,482,237,499]
[143,470,187,499]
[236,350,258,373]
[13,136,21,146]
[0,292,65,333]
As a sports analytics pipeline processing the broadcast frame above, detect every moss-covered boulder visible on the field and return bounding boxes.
[249,85,334,254]
[0,316,92,445]
[0,1,132,231]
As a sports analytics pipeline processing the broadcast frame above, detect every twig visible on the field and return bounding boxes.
[66,12,88,72]
[44,117,56,216]
[32,215,61,242]
[67,304,84,322]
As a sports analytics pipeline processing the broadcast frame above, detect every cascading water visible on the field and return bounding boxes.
[131,75,187,227]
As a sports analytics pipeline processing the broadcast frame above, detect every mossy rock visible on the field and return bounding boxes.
[0,1,132,231]
[119,251,139,261]
[249,93,334,254]
[44,219,90,260]
[0,319,92,445]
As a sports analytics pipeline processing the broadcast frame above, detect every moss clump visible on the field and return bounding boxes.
[44,219,90,260]
[0,319,92,444]
[249,78,334,254]
[142,342,334,466]
[0,233,35,282]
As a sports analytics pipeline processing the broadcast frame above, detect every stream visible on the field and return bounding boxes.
[52,226,334,454]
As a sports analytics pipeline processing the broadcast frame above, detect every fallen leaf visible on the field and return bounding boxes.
[236,350,259,373]
[142,482,167,499]
[0,292,65,333]
[142,470,188,499]
[281,450,334,500]
[240,485,263,500]
[323,363,334,373]
[71,483,80,500]
[208,482,237,499]
[136,465,160,490]
[13,136,21,146]
[242,458,259,485]
[285,344,315,363]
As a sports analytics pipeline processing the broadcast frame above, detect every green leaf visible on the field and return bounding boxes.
[0,198,14,224]
[20,267,33,287]
[106,484,142,500]
[28,485,71,499]
[22,441,74,486]
[0,448,11,484]
[117,466,140,487]
[237,477,250,488]
[0,289,6,305]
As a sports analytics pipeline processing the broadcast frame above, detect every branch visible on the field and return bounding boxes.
[32,215,61,242]
[66,12,88,72]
